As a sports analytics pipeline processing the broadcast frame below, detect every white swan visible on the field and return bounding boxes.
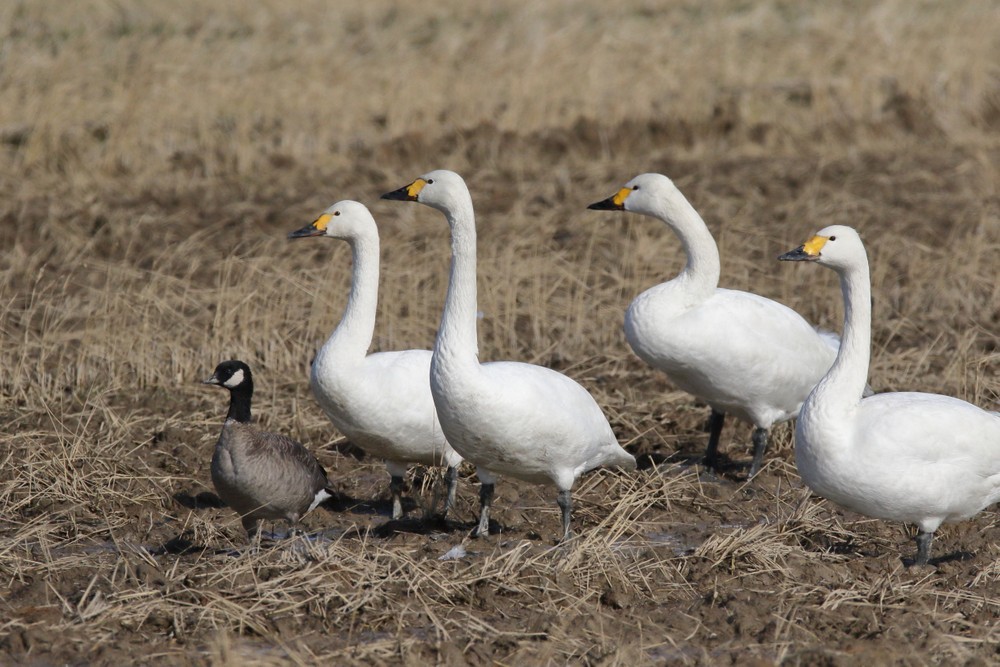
[589,173,842,477]
[381,170,635,540]
[288,201,462,520]
[780,225,1000,566]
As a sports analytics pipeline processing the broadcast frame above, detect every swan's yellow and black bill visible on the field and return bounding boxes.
[587,187,632,211]
[381,178,427,202]
[779,235,828,261]
[288,213,332,239]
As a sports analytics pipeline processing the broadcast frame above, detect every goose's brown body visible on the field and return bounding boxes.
[204,360,333,538]
[211,420,331,535]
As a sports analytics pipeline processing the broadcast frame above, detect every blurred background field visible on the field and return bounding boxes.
[1,1,999,664]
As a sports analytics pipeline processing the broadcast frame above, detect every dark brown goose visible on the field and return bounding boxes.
[203,360,333,539]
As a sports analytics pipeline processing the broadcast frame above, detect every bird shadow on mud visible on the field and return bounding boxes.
[172,490,226,510]
[637,448,751,483]
[149,533,204,556]
[330,514,477,540]
[321,490,479,537]
[901,550,975,569]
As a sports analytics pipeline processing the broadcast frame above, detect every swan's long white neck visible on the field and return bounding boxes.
[810,255,871,410]
[643,187,720,302]
[322,230,379,363]
[435,191,480,368]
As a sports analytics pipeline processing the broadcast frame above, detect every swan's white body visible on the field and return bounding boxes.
[430,353,627,489]
[590,173,839,475]
[311,349,455,471]
[383,170,635,539]
[781,225,1000,564]
[627,285,838,427]
[289,201,461,518]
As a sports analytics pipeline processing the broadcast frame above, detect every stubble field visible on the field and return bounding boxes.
[2,1,1000,664]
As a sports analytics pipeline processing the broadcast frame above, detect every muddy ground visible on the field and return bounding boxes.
[2,121,1000,665]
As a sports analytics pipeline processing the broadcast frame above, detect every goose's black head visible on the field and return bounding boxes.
[203,360,253,422]
[203,360,252,390]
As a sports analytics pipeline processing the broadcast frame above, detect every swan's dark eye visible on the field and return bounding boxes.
[427,179,435,184]
[829,235,836,241]
[632,185,640,190]
[333,211,340,216]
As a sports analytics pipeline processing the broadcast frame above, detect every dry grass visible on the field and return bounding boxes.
[2,0,1000,664]
[3,0,1000,191]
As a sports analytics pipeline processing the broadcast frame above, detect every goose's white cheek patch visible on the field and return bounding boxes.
[224,368,245,388]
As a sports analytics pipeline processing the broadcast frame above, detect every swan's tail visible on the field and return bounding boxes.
[578,446,636,478]
[610,447,637,471]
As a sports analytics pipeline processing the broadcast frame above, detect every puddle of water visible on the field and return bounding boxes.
[611,531,695,557]
[644,531,692,553]
[611,518,753,558]
[439,544,467,561]
[646,645,705,662]
[40,525,356,561]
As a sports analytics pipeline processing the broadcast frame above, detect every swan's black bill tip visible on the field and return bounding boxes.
[380,187,415,201]
[287,224,324,239]
[587,196,623,211]
[778,246,818,262]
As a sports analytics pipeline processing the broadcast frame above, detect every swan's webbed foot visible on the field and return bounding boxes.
[748,427,768,478]
[390,475,405,520]
[703,410,725,470]
[557,489,573,542]
[474,482,494,537]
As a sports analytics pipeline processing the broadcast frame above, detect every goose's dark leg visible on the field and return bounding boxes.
[474,482,494,537]
[703,409,725,469]
[748,427,768,478]
[390,475,405,520]
[915,531,934,567]
[241,516,260,540]
[557,489,573,542]
[442,466,458,517]
[242,516,262,553]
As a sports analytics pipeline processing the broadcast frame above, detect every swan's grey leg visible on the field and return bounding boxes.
[703,409,726,469]
[748,427,768,478]
[390,475,405,520]
[557,489,573,542]
[915,531,934,567]
[443,466,458,517]
[475,482,494,537]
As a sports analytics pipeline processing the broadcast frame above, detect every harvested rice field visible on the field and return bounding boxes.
[2,1,1000,664]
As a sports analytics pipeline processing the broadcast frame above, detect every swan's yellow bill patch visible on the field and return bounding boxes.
[406,178,427,199]
[802,235,829,256]
[612,187,632,208]
[313,213,333,231]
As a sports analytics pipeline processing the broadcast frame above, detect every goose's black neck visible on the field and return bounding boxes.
[226,382,253,423]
